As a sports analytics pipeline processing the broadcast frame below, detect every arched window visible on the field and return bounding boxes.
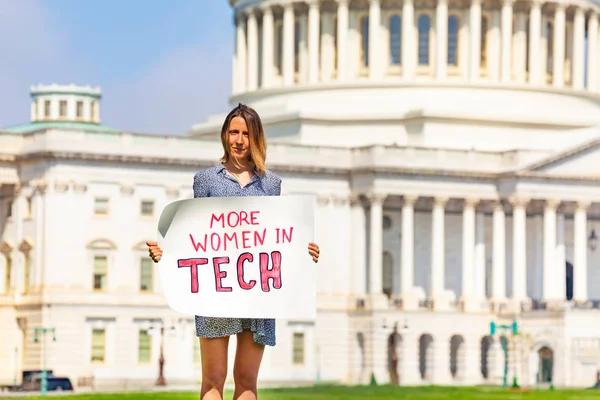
[382,251,393,298]
[360,15,369,67]
[389,15,402,66]
[418,14,431,66]
[448,15,459,66]
[480,16,488,68]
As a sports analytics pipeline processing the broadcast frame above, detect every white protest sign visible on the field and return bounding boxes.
[156,195,316,319]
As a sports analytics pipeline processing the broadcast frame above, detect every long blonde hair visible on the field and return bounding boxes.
[219,103,267,176]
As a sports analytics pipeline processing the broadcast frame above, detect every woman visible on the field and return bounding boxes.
[146,103,320,400]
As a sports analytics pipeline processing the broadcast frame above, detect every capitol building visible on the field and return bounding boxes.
[2,0,600,391]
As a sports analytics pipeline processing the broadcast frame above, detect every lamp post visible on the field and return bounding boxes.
[33,327,56,396]
[490,319,518,389]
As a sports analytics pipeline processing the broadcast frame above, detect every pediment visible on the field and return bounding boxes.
[86,238,117,250]
[523,138,600,177]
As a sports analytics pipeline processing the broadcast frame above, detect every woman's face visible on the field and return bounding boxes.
[227,116,250,163]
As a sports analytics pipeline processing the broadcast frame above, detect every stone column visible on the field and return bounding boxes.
[431,197,450,310]
[469,0,482,81]
[235,13,247,93]
[368,0,381,80]
[514,13,527,83]
[436,0,448,79]
[510,196,529,307]
[552,4,566,87]
[474,212,486,300]
[573,201,589,302]
[587,12,598,91]
[246,8,259,91]
[337,0,349,81]
[491,201,506,302]
[261,5,274,89]
[542,199,559,301]
[282,3,295,86]
[572,7,585,89]
[308,0,321,84]
[555,212,566,300]
[401,195,418,309]
[528,0,542,84]
[461,198,478,311]
[368,193,387,308]
[500,0,513,82]
[402,0,416,79]
[350,195,367,300]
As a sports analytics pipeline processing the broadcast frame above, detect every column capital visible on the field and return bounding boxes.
[463,197,479,208]
[244,7,257,17]
[575,200,592,212]
[337,0,349,5]
[403,194,419,206]
[259,3,273,14]
[368,0,381,5]
[366,192,387,205]
[508,195,530,208]
[502,0,515,6]
[554,3,566,12]
[283,2,295,10]
[30,179,48,195]
[544,198,561,211]
[433,196,449,207]
[307,0,320,7]
[471,0,482,5]
[530,0,543,8]
[349,194,363,206]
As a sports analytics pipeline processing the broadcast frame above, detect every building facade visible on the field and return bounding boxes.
[2,0,600,390]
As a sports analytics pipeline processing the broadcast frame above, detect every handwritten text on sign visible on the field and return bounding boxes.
[156,195,316,319]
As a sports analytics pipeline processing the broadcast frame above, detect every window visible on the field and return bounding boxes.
[91,328,106,362]
[59,100,67,117]
[448,15,459,66]
[94,197,109,215]
[44,100,51,118]
[140,258,153,292]
[294,20,301,75]
[138,329,152,363]
[418,15,431,66]
[360,16,369,68]
[546,21,553,75]
[333,16,338,71]
[4,255,12,293]
[140,200,154,216]
[93,256,108,291]
[76,101,84,118]
[480,16,488,68]
[7,200,12,218]
[389,15,402,66]
[26,197,32,218]
[292,332,305,364]
[91,101,97,122]
[32,101,38,121]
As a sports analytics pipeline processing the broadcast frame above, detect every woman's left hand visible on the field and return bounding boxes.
[308,242,320,263]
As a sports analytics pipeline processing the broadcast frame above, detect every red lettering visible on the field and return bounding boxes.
[227,211,239,227]
[239,211,249,226]
[210,213,225,229]
[189,234,207,252]
[213,256,232,292]
[178,258,208,293]
[224,232,238,250]
[242,231,251,248]
[250,211,260,225]
[210,233,221,251]
[260,251,282,292]
[254,229,266,246]
[237,253,256,290]
[282,227,293,243]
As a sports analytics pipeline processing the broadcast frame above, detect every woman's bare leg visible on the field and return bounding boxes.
[232,331,265,400]
[200,336,230,400]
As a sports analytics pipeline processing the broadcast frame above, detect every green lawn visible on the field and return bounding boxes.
[8,385,600,400]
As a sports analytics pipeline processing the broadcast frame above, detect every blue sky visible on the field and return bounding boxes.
[0,0,234,134]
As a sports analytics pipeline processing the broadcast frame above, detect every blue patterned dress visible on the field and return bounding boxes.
[192,163,281,346]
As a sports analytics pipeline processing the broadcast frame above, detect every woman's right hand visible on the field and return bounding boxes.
[146,241,163,263]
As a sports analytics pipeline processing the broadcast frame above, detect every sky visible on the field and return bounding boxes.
[0,0,234,135]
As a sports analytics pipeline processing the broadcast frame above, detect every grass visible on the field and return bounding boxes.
[8,385,600,400]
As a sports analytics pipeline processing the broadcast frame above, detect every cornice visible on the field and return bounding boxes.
[5,150,600,185]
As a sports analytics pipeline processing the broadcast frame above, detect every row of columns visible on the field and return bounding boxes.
[233,0,600,93]
[357,194,593,310]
